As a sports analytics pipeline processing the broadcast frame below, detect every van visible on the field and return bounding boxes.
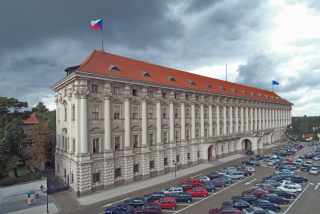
[227,171,244,180]
[161,186,183,196]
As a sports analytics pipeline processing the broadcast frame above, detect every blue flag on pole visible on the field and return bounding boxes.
[272,80,279,85]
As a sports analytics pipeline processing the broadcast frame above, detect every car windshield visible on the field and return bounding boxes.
[125,205,132,210]
[159,198,164,203]
[216,207,222,212]
[302,164,309,167]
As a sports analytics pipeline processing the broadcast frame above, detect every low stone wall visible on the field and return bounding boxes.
[0,178,47,204]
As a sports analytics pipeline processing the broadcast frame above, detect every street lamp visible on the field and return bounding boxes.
[173,159,178,178]
[40,180,49,213]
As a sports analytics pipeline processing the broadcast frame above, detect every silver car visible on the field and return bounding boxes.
[268,160,277,166]
[313,155,320,161]
[309,167,320,175]
[295,159,304,166]
[242,207,276,214]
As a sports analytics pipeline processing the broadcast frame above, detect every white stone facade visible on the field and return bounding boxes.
[51,55,292,196]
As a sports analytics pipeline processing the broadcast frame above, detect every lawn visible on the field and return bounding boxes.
[8,165,35,183]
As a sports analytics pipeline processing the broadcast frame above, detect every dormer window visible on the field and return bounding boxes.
[231,89,237,93]
[219,86,225,91]
[250,92,255,96]
[270,96,274,99]
[257,94,262,97]
[188,81,196,86]
[241,91,247,94]
[205,84,212,88]
[275,97,280,100]
[167,77,176,82]
[264,95,269,98]
[281,98,285,100]
[109,65,120,72]
[142,72,151,77]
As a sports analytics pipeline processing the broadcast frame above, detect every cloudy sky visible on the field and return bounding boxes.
[1,0,319,116]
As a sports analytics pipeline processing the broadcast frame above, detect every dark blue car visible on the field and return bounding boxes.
[171,192,193,203]
[260,194,290,204]
[104,204,134,214]
[262,175,283,182]
[252,200,281,212]
[123,197,147,208]
[200,184,216,192]
[222,200,250,210]
[285,175,308,183]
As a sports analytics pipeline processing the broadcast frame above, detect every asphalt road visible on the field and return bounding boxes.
[54,142,320,214]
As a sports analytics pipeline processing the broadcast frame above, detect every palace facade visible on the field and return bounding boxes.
[51,50,292,196]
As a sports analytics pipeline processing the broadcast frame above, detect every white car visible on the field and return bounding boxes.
[225,167,237,172]
[295,159,304,166]
[218,170,229,176]
[279,180,301,188]
[274,169,292,175]
[277,185,302,193]
[309,167,320,175]
[199,176,210,183]
[245,167,255,173]
[312,155,320,161]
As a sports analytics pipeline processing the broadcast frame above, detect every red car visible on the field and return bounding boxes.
[284,158,293,164]
[180,183,193,191]
[242,188,269,199]
[209,206,241,214]
[180,178,202,186]
[134,203,162,214]
[154,197,177,210]
[187,187,208,197]
[241,170,253,176]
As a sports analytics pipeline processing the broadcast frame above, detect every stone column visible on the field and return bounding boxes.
[156,89,162,145]
[79,80,89,155]
[103,82,112,152]
[141,87,148,147]
[73,82,81,154]
[191,94,196,139]
[229,99,233,134]
[124,84,132,149]
[254,104,258,131]
[181,93,186,141]
[200,95,205,138]
[262,107,265,130]
[208,96,213,137]
[235,99,239,133]
[67,87,73,153]
[169,91,175,143]
[258,105,261,130]
[280,107,283,127]
[59,92,63,149]
[272,107,275,128]
[223,102,227,135]
[215,97,221,136]
[250,105,253,131]
[240,100,244,132]
[54,95,59,149]
[246,101,249,132]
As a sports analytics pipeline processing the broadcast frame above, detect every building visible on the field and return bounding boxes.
[51,50,292,196]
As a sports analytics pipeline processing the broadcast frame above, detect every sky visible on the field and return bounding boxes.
[1,0,320,116]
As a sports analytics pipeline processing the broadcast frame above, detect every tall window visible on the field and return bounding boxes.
[175,94,179,99]
[92,106,99,119]
[220,110,222,117]
[93,139,99,153]
[132,89,138,96]
[73,139,75,152]
[196,130,199,138]
[196,109,199,118]
[93,173,100,182]
[212,110,215,117]
[204,109,207,118]
[220,128,222,135]
[175,109,178,118]
[186,95,189,100]
[163,132,167,143]
[134,164,139,173]
[133,107,138,119]
[195,96,198,101]
[150,161,154,169]
[205,129,207,138]
[176,155,180,162]
[65,108,67,120]
[186,109,189,118]
[148,108,153,118]
[162,108,166,118]
[188,153,190,160]
[213,128,215,136]
[114,87,119,94]
[115,137,120,150]
[227,127,229,134]
[148,91,153,97]
[133,135,138,148]
[149,134,153,146]
[92,85,98,92]
[72,106,75,120]
[187,131,190,140]
[114,106,120,119]
[175,131,179,142]
[162,93,166,98]
[164,158,168,166]
[115,168,121,177]
[198,151,200,157]
[226,110,229,117]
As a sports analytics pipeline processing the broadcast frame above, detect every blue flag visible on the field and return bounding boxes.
[272,80,279,85]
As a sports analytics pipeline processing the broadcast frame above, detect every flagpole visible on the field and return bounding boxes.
[102,18,104,51]
[272,80,273,92]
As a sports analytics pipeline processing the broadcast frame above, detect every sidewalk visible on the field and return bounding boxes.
[1,195,62,214]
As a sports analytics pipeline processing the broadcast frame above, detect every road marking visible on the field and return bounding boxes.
[308,182,314,185]
[101,197,130,207]
[315,182,320,190]
[245,178,257,185]
[283,184,310,214]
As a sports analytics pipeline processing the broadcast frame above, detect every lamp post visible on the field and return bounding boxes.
[173,159,178,178]
[40,179,49,213]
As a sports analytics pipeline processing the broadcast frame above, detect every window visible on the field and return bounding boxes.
[92,85,98,92]
[148,108,153,118]
[73,139,75,152]
[134,164,139,173]
[186,95,189,100]
[188,153,190,160]
[176,155,180,162]
[114,106,120,119]
[148,91,153,97]
[257,93,262,97]
[205,84,212,88]
[142,72,151,77]
[213,128,215,136]
[64,169,66,178]
[231,88,237,92]
[133,89,138,96]
[109,65,121,72]
[93,138,99,153]
[270,96,274,98]
[114,87,119,94]
[196,109,199,118]
[196,130,199,138]
[195,96,198,101]
[57,164,59,172]
[175,131,179,141]
[164,158,168,166]
[226,110,229,117]
[205,129,207,138]
[187,131,190,140]
[133,135,138,148]
[219,86,225,91]
[212,110,215,117]
[71,174,74,183]
[220,109,222,117]
[275,97,280,100]
[133,107,138,119]
[93,173,100,182]
[62,137,64,149]
[162,108,166,118]
[92,106,99,119]
[250,92,255,96]
[64,89,67,96]
[188,81,196,86]
[72,106,75,120]
[150,161,154,169]
[197,151,200,157]
[65,108,67,120]
[149,134,153,146]
[241,90,247,94]
[175,94,179,99]
[162,93,166,98]
[186,109,189,118]
[227,127,229,134]
[115,137,120,150]
[163,133,167,143]
[204,109,207,117]
[167,77,176,82]
[175,109,178,118]
[264,95,269,98]
[115,168,121,177]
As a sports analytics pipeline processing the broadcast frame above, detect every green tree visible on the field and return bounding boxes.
[285,124,294,140]
[301,115,309,135]
[32,102,49,119]
[313,134,319,142]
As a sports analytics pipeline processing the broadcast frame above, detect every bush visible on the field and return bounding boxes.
[32,173,41,180]
[0,177,19,186]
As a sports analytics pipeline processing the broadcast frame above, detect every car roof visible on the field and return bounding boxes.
[256,200,271,202]
[263,194,278,197]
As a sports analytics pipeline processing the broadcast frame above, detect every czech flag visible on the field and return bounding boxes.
[91,19,102,31]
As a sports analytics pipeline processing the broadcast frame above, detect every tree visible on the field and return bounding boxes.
[313,134,319,142]
[301,115,309,135]
[32,102,49,119]
[23,118,55,174]
[285,124,294,140]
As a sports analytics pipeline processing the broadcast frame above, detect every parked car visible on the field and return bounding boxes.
[208,173,221,180]
[244,167,256,173]
[255,154,264,160]
[225,167,238,172]
[274,157,283,162]
[275,165,292,170]
[180,178,202,186]
[134,203,162,214]
[241,170,254,176]
[227,171,245,180]
[209,206,241,214]
[284,175,308,183]
[242,188,269,198]
[268,160,277,166]
[309,167,320,175]
[241,207,276,214]
[259,180,280,187]
[242,160,260,166]
[231,194,259,204]
[288,163,299,170]
[262,175,283,182]
[312,155,320,161]
[144,192,166,202]
[209,179,226,187]
[171,192,192,203]
[199,176,210,183]
[154,197,177,210]
[274,169,292,175]
[199,183,216,192]
[161,186,183,196]
[279,172,294,179]
[268,189,296,199]
[277,185,302,193]
[258,184,275,191]
[245,150,254,155]
[219,175,233,184]
[279,180,301,188]
[221,200,250,210]
[187,187,208,197]
[260,194,290,205]
[104,204,134,214]
[300,164,312,172]
[284,158,293,164]
[233,165,246,171]
[218,169,229,176]
[180,183,193,191]
[305,160,313,166]
[252,200,281,212]
[304,153,316,159]
[124,197,147,208]
[308,142,314,146]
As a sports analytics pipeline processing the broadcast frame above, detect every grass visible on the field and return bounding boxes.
[8,165,35,183]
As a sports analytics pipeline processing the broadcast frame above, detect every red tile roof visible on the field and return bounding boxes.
[23,113,38,125]
[303,134,314,138]
[76,50,290,104]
